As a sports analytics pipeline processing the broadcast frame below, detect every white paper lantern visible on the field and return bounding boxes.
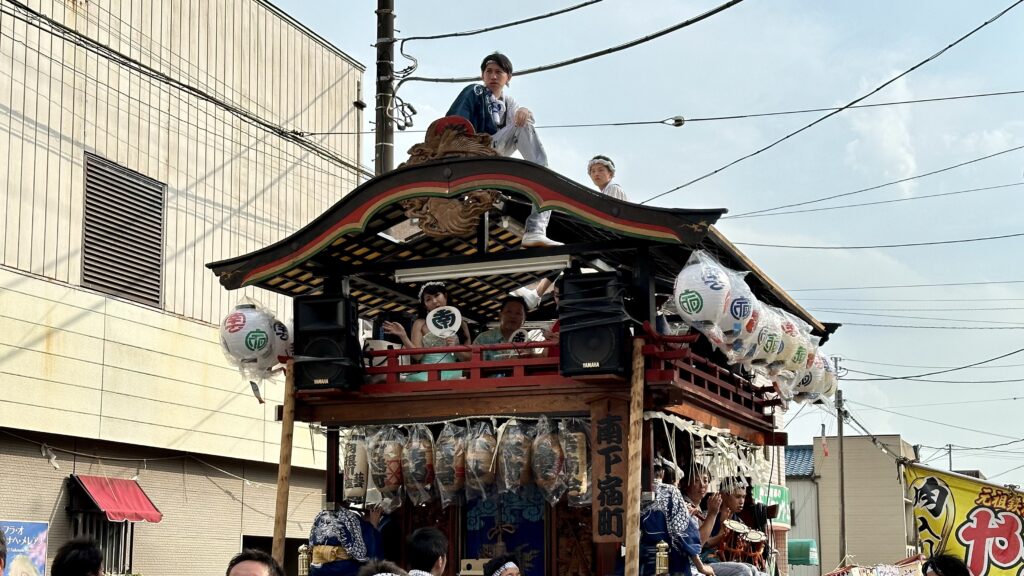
[674,262,732,325]
[720,272,756,340]
[221,304,276,367]
[271,319,292,363]
[750,308,784,365]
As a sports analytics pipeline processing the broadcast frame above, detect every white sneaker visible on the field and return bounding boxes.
[511,286,542,310]
[521,232,563,247]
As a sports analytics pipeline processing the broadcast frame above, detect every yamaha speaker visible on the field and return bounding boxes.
[559,272,630,377]
[293,293,363,390]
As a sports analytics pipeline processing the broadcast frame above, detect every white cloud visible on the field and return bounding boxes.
[843,76,918,197]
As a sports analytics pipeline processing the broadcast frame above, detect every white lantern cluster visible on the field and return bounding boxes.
[220,299,292,381]
[671,250,836,404]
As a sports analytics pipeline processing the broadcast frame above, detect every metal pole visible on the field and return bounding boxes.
[948,443,953,471]
[374,0,395,175]
[836,389,847,567]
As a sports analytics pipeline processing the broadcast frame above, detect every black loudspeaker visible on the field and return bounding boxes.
[559,272,630,377]
[293,293,363,390]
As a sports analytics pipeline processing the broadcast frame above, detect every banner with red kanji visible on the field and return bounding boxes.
[904,463,1024,576]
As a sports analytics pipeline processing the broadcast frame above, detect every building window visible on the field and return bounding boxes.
[70,513,135,575]
[82,153,166,307]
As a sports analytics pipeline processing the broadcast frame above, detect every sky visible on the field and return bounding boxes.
[271,0,1024,485]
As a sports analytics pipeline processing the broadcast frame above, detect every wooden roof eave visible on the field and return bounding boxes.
[206,156,727,292]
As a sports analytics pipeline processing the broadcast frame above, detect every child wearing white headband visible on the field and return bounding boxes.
[587,155,627,200]
[482,554,522,576]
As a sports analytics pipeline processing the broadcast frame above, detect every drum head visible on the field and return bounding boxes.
[745,530,766,542]
[723,519,749,534]
[426,306,462,338]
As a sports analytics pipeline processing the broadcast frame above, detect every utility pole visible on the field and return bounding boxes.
[374,0,395,175]
[836,389,848,567]
[948,443,953,471]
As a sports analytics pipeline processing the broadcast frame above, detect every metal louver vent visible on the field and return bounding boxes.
[82,153,165,307]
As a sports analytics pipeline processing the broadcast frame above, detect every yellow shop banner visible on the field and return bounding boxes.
[904,463,1024,576]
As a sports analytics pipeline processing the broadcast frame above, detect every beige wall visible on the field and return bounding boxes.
[814,435,915,571]
[0,431,325,575]
[0,0,364,325]
[0,0,364,463]
[788,476,820,576]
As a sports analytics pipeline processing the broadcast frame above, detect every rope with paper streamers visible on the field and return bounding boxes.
[643,411,772,489]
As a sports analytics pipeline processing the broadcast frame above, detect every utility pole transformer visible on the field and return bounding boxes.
[374,0,395,175]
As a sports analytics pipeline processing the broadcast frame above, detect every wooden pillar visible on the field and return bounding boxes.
[325,427,340,509]
[624,338,645,576]
[272,362,297,565]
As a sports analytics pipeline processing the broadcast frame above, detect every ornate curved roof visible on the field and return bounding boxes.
[206,148,831,336]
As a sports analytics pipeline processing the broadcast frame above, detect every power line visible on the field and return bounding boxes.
[300,89,1024,136]
[854,396,1024,410]
[391,0,603,42]
[845,358,1024,370]
[724,143,1024,218]
[839,346,1024,380]
[846,400,1020,440]
[640,0,1024,205]
[841,322,1024,330]
[398,0,746,85]
[844,369,1024,384]
[799,297,1024,302]
[733,231,1024,250]
[989,462,1024,480]
[813,307,1024,312]
[722,182,1024,220]
[788,280,1024,292]
[810,310,1024,326]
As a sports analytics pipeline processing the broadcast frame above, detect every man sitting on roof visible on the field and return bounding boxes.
[447,52,558,248]
[472,296,541,361]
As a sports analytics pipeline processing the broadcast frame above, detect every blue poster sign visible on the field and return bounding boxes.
[1,520,48,576]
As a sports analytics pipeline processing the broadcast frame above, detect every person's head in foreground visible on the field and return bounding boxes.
[225,549,285,576]
[51,539,103,576]
[484,554,522,576]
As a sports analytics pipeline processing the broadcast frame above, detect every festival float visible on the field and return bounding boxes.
[207,116,840,576]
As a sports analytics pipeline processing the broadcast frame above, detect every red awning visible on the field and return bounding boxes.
[73,475,163,523]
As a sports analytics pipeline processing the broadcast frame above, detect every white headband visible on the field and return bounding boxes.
[588,157,615,172]
[418,281,446,299]
[492,562,518,576]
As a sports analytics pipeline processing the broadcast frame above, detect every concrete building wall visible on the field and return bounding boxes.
[0,431,325,575]
[788,477,820,576]
[814,435,915,571]
[0,0,364,465]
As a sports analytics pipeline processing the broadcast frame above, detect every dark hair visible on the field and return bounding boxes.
[662,466,677,485]
[686,463,711,486]
[924,554,971,576]
[417,281,449,319]
[653,463,665,478]
[0,528,6,570]
[52,538,103,576]
[589,154,616,174]
[480,52,513,75]
[226,548,285,576]
[358,559,410,576]
[500,296,528,314]
[407,527,448,571]
[483,554,521,576]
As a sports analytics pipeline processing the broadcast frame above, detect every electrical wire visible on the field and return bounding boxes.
[722,182,1024,220]
[813,306,1024,312]
[838,346,1024,380]
[390,0,603,43]
[846,358,1024,370]
[800,297,1024,302]
[641,0,1024,205]
[845,400,1020,440]
[300,89,1024,136]
[843,369,1024,384]
[988,462,1024,480]
[398,0,746,86]
[788,279,1024,292]
[734,231,1024,250]
[725,142,1024,218]
[809,310,1024,326]
[852,396,1024,411]
[840,322,1024,330]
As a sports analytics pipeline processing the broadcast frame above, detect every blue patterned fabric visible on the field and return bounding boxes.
[467,488,546,576]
